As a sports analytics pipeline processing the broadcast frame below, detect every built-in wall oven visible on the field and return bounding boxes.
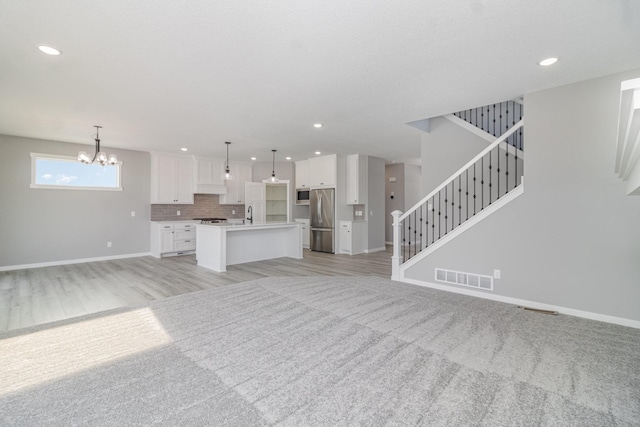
[296,188,310,205]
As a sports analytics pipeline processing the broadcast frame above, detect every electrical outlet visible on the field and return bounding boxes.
[494,269,501,279]
[131,211,136,217]
[428,203,433,210]
[177,210,181,216]
[232,209,236,215]
[107,242,112,248]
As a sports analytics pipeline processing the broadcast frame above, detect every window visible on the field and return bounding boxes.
[30,153,122,191]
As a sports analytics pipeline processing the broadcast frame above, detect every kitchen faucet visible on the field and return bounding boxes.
[247,205,253,224]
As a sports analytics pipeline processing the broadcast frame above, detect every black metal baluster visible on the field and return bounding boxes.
[451,181,455,230]
[481,157,484,209]
[444,185,448,235]
[408,213,412,259]
[473,163,477,215]
[413,211,418,255]
[401,218,405,261]
[489,151,493,204]
[438,192,441,240]
[419,205,423,252]
[497,144,500,198]
[505,140,510,193]
[492,104,496,136]
[458,175,462,226]
[466,169,469,220]
[425,201,429,248]
[499,102,502,138]
[431,197,435,244]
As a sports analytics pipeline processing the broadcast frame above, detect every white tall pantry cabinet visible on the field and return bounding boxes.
[308,155,337,187]
[295,159,310,188]
[346,154,367,204]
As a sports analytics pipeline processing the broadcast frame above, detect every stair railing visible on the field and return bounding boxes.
[454,100,524,150]
[392,119,524,278]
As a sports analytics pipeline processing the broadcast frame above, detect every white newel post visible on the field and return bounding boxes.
[391,210,403,281]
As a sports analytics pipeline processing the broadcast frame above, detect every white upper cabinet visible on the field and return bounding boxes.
[346,154,367,204]
[309,154,336,187]
[194,157,226,194]
[150,152,194,204]
[219,162,252,204]
[295,159,310,188]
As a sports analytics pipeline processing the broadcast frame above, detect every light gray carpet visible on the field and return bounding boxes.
[1,276,639,426]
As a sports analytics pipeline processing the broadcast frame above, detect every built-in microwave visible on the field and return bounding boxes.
[296,188,310,205]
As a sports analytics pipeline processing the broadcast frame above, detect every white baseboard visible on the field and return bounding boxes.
[397,276,640,330]
[365,247,387,253]
[0,252,152,272]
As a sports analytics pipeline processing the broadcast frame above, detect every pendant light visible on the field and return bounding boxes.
[224,141,233,180]
[77,126,118,166]
[270,149,279,182]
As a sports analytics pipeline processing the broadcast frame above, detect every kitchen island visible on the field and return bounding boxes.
[196,222,303,272]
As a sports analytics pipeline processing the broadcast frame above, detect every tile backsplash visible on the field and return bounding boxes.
[151,194,246,221]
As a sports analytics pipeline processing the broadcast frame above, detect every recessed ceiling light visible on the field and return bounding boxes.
[315,151,321,155]
[539,57,558,66]
[37,45,61,55]
[313,123,323,128]
[285,156,292,160]
[251,157,257,161]
[180,147,188,152]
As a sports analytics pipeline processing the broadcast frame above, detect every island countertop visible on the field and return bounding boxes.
[196,222,302,272]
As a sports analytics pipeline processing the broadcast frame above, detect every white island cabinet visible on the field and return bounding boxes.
[196,222,302,272]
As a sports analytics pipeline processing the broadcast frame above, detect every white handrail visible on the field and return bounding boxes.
[400,119,524,222]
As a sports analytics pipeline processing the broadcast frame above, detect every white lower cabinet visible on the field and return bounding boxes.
[339,221,365,255]
[295,218,310,249]
[151,221,197,257]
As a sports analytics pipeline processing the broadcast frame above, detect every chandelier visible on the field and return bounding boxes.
[78,126,118,166]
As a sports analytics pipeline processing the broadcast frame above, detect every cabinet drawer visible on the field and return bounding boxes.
[174,223,196,230]
[175,239,196,251]
[174,229,196,240]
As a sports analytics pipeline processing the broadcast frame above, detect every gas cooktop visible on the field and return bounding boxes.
[194,217,228,223]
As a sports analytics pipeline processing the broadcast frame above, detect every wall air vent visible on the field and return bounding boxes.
[435,268,493,291]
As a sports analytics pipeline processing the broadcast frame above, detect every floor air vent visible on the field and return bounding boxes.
[435,268,493,291]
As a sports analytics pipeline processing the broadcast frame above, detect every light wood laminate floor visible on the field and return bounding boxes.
[0,248,392,332]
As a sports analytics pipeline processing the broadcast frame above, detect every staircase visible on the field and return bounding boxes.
[392,101,525,280]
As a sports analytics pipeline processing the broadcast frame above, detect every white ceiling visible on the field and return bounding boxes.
[1,1,639,164]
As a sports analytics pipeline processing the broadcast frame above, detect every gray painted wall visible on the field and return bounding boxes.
[404,164,422,209]
[421,116,491,192]
[385,163,422,243]
[366,156,386,250]
[385,164,405,242]
[405,69,640,322]
[0,134,150,267]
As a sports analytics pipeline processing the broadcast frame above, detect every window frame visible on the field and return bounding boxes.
[30,152,123,191]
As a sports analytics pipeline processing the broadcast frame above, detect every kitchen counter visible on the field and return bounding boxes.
[196,222,303,272]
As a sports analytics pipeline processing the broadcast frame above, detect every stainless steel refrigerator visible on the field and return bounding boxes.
[310,188,335,253]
